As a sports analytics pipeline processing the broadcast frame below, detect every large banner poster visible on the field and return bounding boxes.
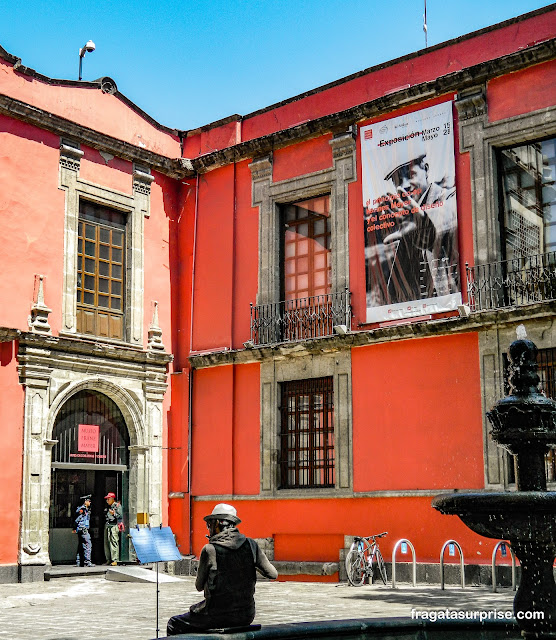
[361,102,461,323]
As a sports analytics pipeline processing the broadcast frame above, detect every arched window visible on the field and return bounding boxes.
[52,390,129,466]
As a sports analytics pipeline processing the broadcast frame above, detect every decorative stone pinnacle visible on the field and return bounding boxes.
[29,275,52,334]
[148,301,165,352]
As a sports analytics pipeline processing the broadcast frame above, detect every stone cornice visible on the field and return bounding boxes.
[0,327,21,342]
[188,301,556,369]
[0,93,192,179]
[190,40,556,174]
[18,332,173,368]
[1,40,553,182]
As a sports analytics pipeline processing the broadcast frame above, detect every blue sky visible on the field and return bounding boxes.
[3,1,553,131]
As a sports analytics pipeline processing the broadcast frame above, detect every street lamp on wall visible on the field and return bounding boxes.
[78,40,96,81]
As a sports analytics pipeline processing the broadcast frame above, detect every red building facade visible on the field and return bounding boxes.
[1,6,555,582]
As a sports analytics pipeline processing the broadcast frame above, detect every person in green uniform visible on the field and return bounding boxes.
[103,492,123,566]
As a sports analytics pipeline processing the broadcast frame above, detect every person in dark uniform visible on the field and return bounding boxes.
[74,494,95,567]
[167,503,278,635]
[104,492,123,566]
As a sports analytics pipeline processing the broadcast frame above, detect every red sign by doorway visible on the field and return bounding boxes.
[78,424,100,452]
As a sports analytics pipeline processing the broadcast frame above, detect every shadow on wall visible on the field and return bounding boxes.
[0,341,14,367]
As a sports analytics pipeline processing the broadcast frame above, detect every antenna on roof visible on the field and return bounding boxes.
[423,0,428,48]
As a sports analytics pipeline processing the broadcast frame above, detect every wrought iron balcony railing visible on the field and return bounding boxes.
[466,251,556,313]
[250,289,351,347]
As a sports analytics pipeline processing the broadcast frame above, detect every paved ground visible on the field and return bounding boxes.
[0,573,516,640]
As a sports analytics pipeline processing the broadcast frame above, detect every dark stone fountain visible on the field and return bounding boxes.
[433,327,556,637]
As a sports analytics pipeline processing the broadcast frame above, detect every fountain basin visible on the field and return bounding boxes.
[432,492,556,542]
[158,618,522,639]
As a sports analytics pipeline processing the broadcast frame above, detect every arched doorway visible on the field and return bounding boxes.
[49,390,130,565]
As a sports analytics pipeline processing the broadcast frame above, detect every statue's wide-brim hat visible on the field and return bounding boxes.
[203,503,241,524]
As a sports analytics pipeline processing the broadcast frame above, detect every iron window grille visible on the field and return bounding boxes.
[250,289,351,346]
[279,377,335,489]
[466,252,556,312]
[52,390,130,467]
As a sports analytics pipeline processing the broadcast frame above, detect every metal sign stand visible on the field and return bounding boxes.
[156,560,160,638]
[130,524,182,639]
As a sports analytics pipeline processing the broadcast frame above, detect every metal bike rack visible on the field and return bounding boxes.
[391,539,416,588]
[440,540,465,589]
[492,541,517,592]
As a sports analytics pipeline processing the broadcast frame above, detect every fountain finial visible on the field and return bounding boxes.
[516,324,527,340]
[507,328,539,397]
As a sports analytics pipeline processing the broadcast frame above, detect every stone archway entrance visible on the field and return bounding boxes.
[49,390,130,565]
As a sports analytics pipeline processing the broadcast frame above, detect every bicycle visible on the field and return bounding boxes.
[345,531,388,586]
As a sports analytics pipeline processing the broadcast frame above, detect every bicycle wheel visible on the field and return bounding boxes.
[345,549,366,586]
[373,549,388,585]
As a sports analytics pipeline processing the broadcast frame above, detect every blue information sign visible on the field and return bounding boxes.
[501,542,507,557]
[129,526,182,564]
[448,543,455,556]
[401,542,408,554]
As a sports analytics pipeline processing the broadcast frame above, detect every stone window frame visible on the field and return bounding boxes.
[249,129,356,307]
[250,130,356,497]
[456,89,556,488]
[260,350,353,497]
[59,140,154,346]
[456,89,556,266]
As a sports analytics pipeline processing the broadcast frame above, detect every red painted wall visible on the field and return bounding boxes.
[80,148,133,194]
[191,497,509,567]
[488,60,556,122]
[144,170,178,352]
[191,365,234,495]
[191,166,235,353]
[173,179,197,368]
[187,336,485,567]
[0,58,181,157]
[273,135,333,183]
[0,116,65,334]
[168,370,191,552]
[190,362,260,499]
[232,161,259,351]
[199,121,241,156]
[0,342,23,565]
[352,333,484,491]
[232,363,261,495]
[274,533,344,562]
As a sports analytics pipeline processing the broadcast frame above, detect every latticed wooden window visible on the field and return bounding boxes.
[77,201,126,339]
[280,377,335,489]
[282,195,331,301]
